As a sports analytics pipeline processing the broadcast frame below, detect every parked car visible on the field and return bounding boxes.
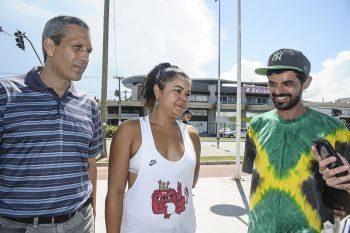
[219,127,231,137]
[223,128,247,138]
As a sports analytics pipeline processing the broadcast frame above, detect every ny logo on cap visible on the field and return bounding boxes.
[271,50,284,61]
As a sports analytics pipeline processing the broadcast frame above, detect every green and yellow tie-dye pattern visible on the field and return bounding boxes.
[243,108,350,233]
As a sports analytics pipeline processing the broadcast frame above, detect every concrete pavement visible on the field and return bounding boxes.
[200,139,246,157]
[95,167,251,233]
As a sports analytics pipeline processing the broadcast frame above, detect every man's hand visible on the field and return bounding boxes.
[312,146,350,219]
[312,146,350,191]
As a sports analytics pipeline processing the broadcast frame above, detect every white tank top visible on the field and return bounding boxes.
[121,115,197,233]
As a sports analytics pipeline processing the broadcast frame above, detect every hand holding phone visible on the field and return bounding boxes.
[312,138,348,177]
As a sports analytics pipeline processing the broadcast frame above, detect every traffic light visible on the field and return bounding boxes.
[14,30,25,50]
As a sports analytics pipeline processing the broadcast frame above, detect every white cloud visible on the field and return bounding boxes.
[105,0,217,78]
[304,50,350,102]
[221,59,264,82]
[78,0,217,97]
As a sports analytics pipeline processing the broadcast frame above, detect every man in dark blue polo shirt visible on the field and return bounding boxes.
[0,16,103,232]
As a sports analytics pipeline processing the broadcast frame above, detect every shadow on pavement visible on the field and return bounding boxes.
[209,178,250,226]
[210,204,247,217]
[235,178,249,210]
[210,204,248,226]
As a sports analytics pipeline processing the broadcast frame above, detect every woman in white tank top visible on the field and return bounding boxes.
[105,63,201,233]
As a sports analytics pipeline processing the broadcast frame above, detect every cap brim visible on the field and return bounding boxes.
[255,65,304,76]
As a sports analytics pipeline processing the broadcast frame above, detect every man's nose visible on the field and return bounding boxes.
[273,84,286,94]
[80,51,90,63]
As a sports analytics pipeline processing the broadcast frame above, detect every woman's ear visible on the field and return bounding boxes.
[153,84,160,99]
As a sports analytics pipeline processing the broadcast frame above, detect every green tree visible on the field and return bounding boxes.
[106,124,118,138]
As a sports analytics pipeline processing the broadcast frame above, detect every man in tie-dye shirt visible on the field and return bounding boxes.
[243,48,350,233]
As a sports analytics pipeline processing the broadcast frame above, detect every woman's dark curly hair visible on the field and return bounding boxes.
[141,62,190,114]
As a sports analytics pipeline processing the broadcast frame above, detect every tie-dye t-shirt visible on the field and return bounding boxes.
[243,108,350,233]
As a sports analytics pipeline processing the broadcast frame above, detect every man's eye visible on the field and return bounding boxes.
[73,45,82,49]
[284,82,295,87]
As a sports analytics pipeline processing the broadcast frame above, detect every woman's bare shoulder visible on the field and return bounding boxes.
[185,124,199,136]
[114,118,141,139]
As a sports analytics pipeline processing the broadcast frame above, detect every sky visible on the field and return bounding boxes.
[1,0,350,102]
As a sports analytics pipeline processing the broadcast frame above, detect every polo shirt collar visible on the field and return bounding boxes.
[24,66,85,98]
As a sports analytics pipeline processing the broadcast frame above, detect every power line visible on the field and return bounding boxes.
[0,26,12,36]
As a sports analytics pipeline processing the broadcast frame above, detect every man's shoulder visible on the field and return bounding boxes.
[250,109,276,124]
[308,108,345,126]
[0,75,26,87]
[0,75,27,104]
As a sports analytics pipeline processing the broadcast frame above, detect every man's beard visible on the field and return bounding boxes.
[271,90,302,110]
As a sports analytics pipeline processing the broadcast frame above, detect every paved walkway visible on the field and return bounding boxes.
[95,166,251,233]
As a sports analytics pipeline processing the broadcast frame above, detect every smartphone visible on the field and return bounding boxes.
[313,138,348,177]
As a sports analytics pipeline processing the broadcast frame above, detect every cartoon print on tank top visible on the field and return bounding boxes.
[151,180,189,219]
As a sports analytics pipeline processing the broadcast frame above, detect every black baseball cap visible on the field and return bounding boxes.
[255,48,311,77]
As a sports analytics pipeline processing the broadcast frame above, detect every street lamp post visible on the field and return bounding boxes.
[235,0,242,180]
[114,75,124,125]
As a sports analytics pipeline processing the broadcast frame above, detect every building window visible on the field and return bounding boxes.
[257,98,268,104]
[189,95,208,102]
[247,97,268,104]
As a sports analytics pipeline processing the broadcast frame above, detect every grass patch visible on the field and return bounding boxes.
[200,137,245,142]
[97,157,109,163]
[200,156,243,161]
[201,156,234,161]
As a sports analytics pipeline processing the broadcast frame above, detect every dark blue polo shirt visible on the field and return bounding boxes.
[0,67,103,217]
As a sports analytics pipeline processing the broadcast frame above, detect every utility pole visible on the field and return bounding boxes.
[114,76,124,125]
[100,0,109,158]
[215,0,221,148]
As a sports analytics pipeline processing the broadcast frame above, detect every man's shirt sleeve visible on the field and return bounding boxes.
[242,127,257,174]
[88,100,103,158]
[0,83,7,141]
